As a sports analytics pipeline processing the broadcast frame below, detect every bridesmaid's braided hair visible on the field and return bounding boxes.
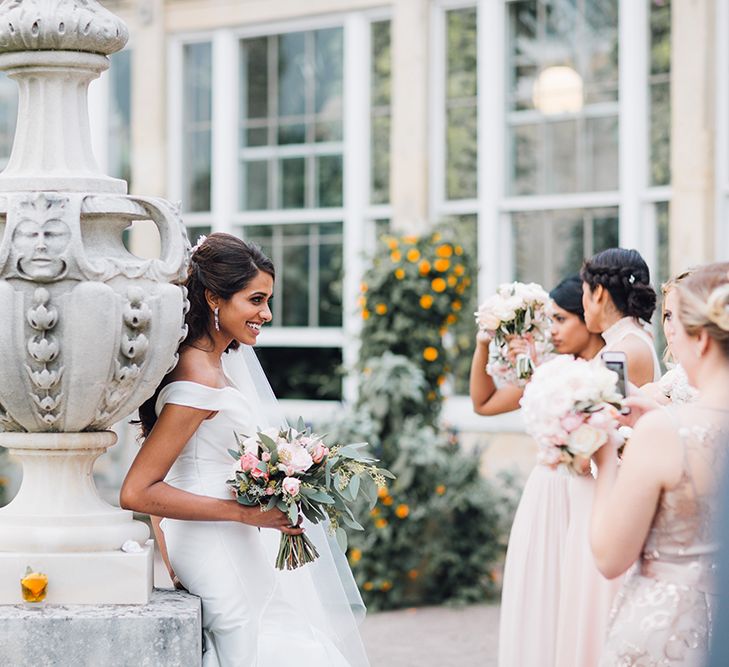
[135,233,275,438]
[580,248,657,323]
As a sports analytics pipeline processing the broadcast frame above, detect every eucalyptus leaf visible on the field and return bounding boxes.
[258,433,277,449]
[335,526,348,552]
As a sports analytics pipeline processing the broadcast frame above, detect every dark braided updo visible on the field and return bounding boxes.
[580,248,657,323]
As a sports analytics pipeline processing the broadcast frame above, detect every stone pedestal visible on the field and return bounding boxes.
[0,541,153,605]
[0,589,202,667]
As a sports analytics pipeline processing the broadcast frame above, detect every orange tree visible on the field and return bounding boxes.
[357,232,470,430]
[329,231,519,610]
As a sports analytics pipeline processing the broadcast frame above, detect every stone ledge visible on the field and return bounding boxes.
[0,588,202,667]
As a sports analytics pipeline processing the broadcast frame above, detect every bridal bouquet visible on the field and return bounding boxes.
[475,281,553,385]
[520,355,625,474]
[227,419,393,570]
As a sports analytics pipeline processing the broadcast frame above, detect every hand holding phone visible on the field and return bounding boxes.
[601,351,630,412]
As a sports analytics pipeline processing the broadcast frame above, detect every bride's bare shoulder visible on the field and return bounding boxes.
[168,347,225,389]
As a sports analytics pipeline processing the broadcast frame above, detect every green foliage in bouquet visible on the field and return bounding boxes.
[328,232,519,610]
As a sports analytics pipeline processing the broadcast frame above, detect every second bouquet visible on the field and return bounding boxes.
[475,281,553,385]
[227,419,394,570]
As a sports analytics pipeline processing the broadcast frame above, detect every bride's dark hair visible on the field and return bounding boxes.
[550,274,585,320]
[136,232,275,438]
[580,248,656,323]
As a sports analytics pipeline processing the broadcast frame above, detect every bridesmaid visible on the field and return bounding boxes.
[470,275,603,667]
[554,248,661,667]
[592,262,729,665]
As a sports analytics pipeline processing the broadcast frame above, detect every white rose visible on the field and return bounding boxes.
[241,436,259,455]
[277,441,314,474]
[567,425,607,457]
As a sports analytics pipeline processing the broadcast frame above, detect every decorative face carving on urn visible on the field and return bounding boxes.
[11,195,72,282]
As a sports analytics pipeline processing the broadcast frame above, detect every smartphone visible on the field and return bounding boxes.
[601,351,629,399]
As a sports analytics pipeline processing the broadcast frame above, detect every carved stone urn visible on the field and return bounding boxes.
[0,0,189,604]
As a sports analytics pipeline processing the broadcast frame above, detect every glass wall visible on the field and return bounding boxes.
[108,49,132,186]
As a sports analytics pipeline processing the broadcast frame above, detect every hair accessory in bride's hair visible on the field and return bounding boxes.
[628,274,636,284]
[191,235,207,253]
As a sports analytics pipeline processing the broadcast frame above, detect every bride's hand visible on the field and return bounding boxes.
[240,506,304,535]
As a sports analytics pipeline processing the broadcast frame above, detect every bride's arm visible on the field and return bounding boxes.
[590,410,681,578]
[469,333,524,415]
[120,403,302,535]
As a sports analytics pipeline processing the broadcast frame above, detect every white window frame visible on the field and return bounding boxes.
[168,10,392,404]
[431,0,673,429]
[716,0,729,260]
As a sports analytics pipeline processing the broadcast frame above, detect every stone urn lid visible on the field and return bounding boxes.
[0,0,128,55]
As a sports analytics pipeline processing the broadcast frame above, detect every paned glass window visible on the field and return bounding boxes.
[445,8,478,200]
[512,206,619,286]
[371,21,392,205]
[243,223,343,328]
[0,74,17,169]
[182,42,213,212]
[239,29,344,211]
[108,49,132,186]
[507,0,619,196]
[649,0,671,186]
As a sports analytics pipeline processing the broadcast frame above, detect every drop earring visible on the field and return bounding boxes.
[214,307,220,332]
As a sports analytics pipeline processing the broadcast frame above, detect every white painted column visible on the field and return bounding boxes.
[342,13,370,403]
[130,0,165,257]
[670,0,716,271]
[390,0,430,233]
[211,29,238,235]
[618,0,648,254]
[477,0,507,299]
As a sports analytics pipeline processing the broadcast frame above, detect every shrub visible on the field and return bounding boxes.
[328,231,518,610]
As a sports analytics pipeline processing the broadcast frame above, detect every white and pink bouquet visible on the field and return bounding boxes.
[519,355,625,474]
[475,281,553,385]
[227,419,393,570]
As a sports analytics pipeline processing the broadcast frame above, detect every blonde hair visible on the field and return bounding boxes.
[675,262,729,357]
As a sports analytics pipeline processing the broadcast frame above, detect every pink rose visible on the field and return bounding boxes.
[282,477,301,497]
[311,443,330,464]
[265,487,275,496]
[261,452,271,462]
[250,467,268,480]
[560,414,584,433]
[239,452,260,472]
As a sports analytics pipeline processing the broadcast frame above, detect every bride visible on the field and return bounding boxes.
[120,233,368,666]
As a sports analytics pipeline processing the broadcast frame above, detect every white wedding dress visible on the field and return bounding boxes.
[156,350,369,667]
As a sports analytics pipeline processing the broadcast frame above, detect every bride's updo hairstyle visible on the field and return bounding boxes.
[675,262,729,358]
[580,248,657,323]
[550,274,586,320]
[185,232,274,352]
[135,232,274,437]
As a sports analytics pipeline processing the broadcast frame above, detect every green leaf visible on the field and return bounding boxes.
[307,490,335,504]
[296,416,306,433]
[258,433,277,449]
[288,503,298,525]
[228,448,240,460]
[265,494,278,511]
[349,474,360,499]
[340,512,364,531]
[335,526,348,552]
